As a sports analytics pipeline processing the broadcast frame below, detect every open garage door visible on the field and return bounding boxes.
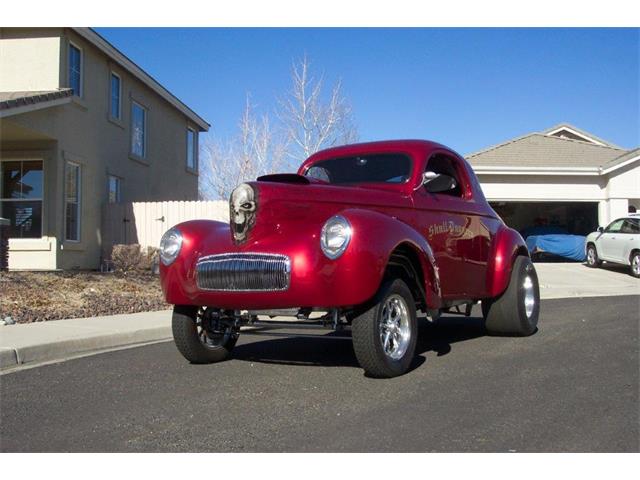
[490,201,599,237]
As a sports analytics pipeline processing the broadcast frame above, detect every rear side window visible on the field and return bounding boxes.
[425,153,465,197]
[305,154,412,185]
[622,219,639,233]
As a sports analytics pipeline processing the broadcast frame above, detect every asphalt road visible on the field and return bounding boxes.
[1,296,638,452]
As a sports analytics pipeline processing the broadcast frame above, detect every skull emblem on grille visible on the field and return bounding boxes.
[229,183,257,244]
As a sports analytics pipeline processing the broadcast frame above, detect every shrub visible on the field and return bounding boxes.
[110,244,161,274]
[140,246,159,273]
[111,244,144,274]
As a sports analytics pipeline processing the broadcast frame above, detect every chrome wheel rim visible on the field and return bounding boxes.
[587,247,596,265]
[196,308,232,349]
[632,255,640,276]
[523,275,536,318]
[379,294,411,360]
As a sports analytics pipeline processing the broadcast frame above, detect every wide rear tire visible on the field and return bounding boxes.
[172,305,238,364]
[483,256,540,337]
[351,279,418,378]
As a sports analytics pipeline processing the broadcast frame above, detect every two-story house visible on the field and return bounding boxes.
[0,27,209,270]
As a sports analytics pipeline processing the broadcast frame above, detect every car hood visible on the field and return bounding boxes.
[227,177,413,245]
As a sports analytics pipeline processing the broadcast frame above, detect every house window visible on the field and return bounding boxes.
[131,101,147,158]
[107,175,121,203]
[69,43,83,96]
[65,162,81,242]
[110,72,121,120]
[187,127,197,171]
[0,160,43,239]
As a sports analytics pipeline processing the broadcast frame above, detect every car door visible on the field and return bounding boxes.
[598,219,625,262]
[412,152,489,298]
[620,219,640,264]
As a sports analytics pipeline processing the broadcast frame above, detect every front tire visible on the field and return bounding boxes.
[630,251,640,278]
[172,305,238,364]
[483,256,540,336]
[351,279,418,378]
[586,244,601,268]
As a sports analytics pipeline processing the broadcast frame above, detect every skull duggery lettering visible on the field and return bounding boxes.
[428,220,465,239]
[229,183,257,244]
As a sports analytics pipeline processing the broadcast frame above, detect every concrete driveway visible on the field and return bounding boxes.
[535,262,638,299]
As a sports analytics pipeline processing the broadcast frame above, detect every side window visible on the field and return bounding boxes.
[110,72,122,120]
[424,154,464,197]
[622,219,639,234]
[130,101,147,159]
[605,219,624,233]
[68,43,83,97]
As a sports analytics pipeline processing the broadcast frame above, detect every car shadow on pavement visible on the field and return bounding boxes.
[582,262,633,276]
[230,315,487,372]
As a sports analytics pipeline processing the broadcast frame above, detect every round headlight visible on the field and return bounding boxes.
[159,227,183,266]
[320,215,352,260]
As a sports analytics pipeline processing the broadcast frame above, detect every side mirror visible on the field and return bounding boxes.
[421,171,457,193]
[598,226,604,233]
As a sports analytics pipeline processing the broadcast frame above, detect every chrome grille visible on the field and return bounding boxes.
[196,253,291,292]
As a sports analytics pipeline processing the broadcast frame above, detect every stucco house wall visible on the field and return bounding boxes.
[1,28,208,270]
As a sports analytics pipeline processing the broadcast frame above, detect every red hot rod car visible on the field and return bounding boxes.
[159,140,540,377]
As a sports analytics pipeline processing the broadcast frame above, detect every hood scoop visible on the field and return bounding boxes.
[256,173,311,185]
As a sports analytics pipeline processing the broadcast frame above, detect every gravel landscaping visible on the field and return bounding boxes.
[0,271,169,323]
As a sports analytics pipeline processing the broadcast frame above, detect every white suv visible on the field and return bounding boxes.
[585,214,640,278]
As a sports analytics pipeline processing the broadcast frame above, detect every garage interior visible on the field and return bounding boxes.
[490,201,599,237]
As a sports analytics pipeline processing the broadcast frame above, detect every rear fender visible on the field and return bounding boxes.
[486,225,529,298]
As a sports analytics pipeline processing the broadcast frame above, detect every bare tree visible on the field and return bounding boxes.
[278,56,358,168]
[200,96,284,200]
[200,57,357,200]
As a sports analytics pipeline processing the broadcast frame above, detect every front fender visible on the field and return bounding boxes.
[486,225,529,298]
[339,208,443,309]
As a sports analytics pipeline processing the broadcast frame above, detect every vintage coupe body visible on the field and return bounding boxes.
[160,140,540,377]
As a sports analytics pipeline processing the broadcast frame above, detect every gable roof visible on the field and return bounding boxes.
[466,132,631,173]
[542,123,621,148]
[71,28,209,131]
[601,147,640,173]
[0,89,73,118]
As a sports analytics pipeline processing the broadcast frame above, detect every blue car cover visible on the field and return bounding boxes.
[525,234,587,261]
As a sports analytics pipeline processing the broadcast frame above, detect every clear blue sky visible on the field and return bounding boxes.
[96,28,639,154]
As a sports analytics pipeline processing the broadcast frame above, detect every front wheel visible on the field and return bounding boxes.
[586,244,601,268]
[172,305,238,363]
[351,279,418,378]
[630,252,640,278]
[483,255,540,336]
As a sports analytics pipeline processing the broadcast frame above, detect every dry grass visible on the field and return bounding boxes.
[0,271,169,323]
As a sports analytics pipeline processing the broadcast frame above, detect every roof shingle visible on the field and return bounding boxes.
[0,89,73,110]
[466,133,627,169]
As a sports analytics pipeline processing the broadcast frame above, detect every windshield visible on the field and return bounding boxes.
[304,153,412,185]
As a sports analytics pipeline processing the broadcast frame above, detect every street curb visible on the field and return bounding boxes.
[0,326,171,371]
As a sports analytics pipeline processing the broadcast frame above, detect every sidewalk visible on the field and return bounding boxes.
[1,263,638,372]
[0,310,171,372]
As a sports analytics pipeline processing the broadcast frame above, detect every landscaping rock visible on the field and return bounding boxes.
[0,271,168,324]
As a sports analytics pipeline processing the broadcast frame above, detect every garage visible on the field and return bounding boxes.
[466,124,640,240]
[490,201,599,237]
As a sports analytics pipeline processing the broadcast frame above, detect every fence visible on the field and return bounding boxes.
[102,201,228,255]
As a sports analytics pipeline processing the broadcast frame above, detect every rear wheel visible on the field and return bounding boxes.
[351,279,418,378]
[630,251,640,278]
[483,256,540,336]
[172,305,238,363]
[586,244,601,268]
